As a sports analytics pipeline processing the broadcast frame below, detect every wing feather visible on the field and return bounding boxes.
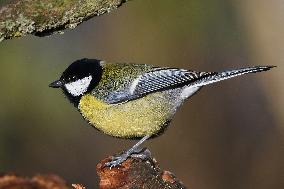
[130,68,210,97]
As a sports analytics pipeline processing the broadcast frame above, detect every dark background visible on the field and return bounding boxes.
[0,0,283,188]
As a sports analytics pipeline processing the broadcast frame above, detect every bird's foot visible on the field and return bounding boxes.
[104,152,129,168]
[130,148,151,160]
[104,135,151,168]
[104,148,152,168]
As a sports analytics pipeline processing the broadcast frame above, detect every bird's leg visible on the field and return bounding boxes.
[104,135,151,168]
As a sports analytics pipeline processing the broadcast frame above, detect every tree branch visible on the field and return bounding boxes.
[96,148,186,189]
[0,0,130,42]
[0,149,187,189]
[0,174,69,189]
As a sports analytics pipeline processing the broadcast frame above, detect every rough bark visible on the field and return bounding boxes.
[0,174,69,189]
[0,149,187,189]
[96,148,187,189]
[0,0,130,42]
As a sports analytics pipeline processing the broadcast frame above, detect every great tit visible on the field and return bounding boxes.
[49,58,274,167]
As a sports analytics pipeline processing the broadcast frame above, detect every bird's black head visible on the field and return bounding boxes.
[49,58,103,105]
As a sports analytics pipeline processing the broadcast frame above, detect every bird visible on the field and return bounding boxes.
[49,58,274,167]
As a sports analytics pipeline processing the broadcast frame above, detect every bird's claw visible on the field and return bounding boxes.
[103,148,152,168]
[104,154,128,168]
[130,148,151,160]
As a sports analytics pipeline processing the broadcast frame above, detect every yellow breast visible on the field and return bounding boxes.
[78,93,176,138]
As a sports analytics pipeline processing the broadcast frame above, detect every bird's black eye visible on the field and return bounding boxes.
[72,75,77,81]
[65,75,78,82]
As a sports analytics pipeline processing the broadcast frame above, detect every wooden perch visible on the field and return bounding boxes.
[0,148,186,189]
[0,174,69,189]
[96,148,187,189]
[0,0,130,42]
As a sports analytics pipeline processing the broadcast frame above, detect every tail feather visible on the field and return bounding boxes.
[192,65,275,87]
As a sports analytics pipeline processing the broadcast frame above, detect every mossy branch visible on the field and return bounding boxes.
[0,0,130,42]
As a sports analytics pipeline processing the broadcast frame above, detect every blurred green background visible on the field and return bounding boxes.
[0,0,283,188]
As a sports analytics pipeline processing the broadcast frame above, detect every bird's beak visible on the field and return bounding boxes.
[49,80,63,88]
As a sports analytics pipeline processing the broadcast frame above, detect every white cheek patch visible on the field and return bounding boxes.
[65,76,92,96]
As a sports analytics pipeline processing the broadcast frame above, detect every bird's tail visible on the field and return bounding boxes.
[192,65,275,87]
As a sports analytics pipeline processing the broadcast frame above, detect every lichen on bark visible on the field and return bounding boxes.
[0,0,129,42]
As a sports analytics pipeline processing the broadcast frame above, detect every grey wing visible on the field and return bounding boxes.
[104,68,208,104]
[129,68,211,97]
[129,65,275,98]
[105,65,274,104]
